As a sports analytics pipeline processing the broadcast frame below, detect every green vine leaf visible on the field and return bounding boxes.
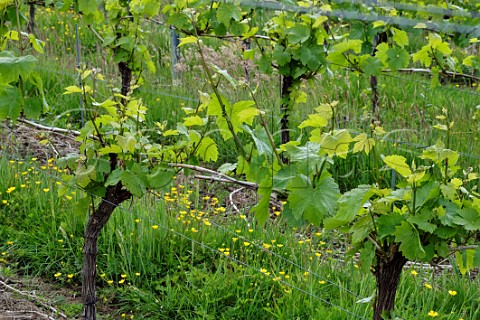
[207,97,259,140]
[324,185,374,229]
[183,115,205,127]
[393,221,426,260]
[312,129,352,159]
[353,133,375,154]
[383,155,412,177]
[285,173,340,225]
[116,134,137,154]
[452,208,480,231]
[121,170,146,197]
[286,24,311,44]
[386,47,410,70]
[377,211,405,240]
[216,3,242,27]
[178,36,198,47]
[391,27,409,47]
[190,132,218,162]
[251,178,272,226]
[0,52,36,84]
[299,113,328,128]
[0,84,21,120]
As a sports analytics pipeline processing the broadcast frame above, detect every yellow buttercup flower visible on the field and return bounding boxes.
[427,310,438,317]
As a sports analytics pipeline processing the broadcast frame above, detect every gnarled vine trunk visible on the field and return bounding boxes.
[373,249,407,320]
[82,182,131,320]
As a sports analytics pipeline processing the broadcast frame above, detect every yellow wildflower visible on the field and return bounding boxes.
[427,310,438,317]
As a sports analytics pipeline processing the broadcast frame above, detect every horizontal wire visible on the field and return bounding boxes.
[329,0,479,19]
[0,153,368,319]
[236,0,480,35]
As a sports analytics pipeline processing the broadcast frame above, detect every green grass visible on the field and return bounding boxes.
[1,4,480,320]
[1,157,479,319]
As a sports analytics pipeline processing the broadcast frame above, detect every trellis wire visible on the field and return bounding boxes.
[236,0,480,36]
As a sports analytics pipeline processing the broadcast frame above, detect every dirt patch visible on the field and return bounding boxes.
[1,121,80,162]
[0,275,81,320]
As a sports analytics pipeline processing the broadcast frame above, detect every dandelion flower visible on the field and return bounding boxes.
[119,279,125,284]
[410,270,418,276]
[243,242,250,247]
[121,274,127,278]
[152,225,159,230]
[2,200,7,205]
[54,272,62,277]
[6,187,15,194]
[67,274,74,279]
[107,280,113,284]
[319,280,326,284]
[425,283,433,289]
[448,290,457,296]
[191,227,198,233]
[43,188,50,193]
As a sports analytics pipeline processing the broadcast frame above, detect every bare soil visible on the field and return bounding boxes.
[0,275,80,320]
